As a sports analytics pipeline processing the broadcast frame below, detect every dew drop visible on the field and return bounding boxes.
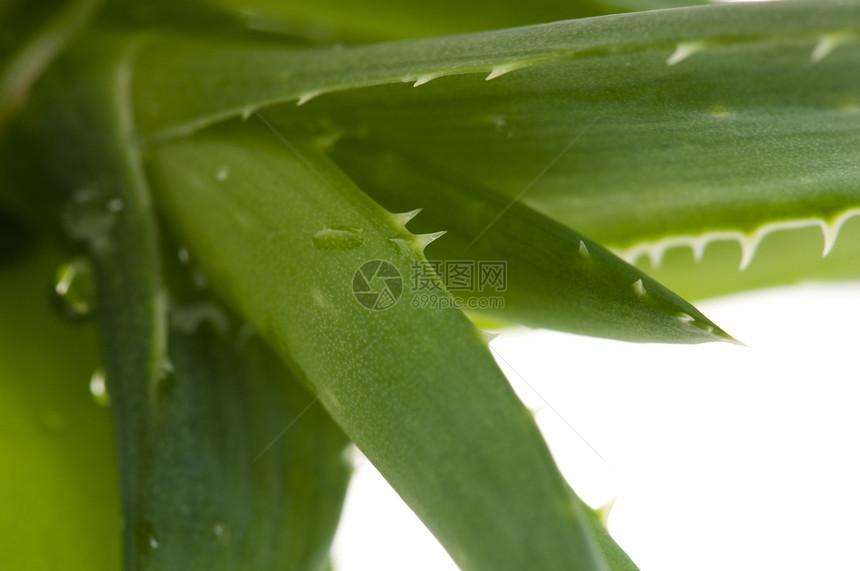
[61,189,120,253]
[707,105,732,118]
[310,287,330,309]
[136,518,160,554]
[212,522,232,546]
[54,256,96,319]
[313,226,364,250]
[492,115,516,139]
[89,368,110,407]
[215,166,230,181]
[177,247,190,264]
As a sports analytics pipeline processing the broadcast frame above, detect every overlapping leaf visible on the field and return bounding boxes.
[6,1,859,569]
[329,138,732,342]
[134,0,860,301]
[16,34,350,570]
[146,121,637,570]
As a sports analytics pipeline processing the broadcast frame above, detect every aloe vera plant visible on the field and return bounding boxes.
[2,0,859,568]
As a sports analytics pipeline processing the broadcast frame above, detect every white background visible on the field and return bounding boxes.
[332,281,860,570]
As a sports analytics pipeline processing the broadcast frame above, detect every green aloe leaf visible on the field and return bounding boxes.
[7,0,858,568]
[132,0,860,301]
[329,138,731,343]
[18,34,350,570]
[286,1,860,300]
[132,0,858,139]
[623,216,860,301]
[146,121,636,570]
[299,5,860,300]
[142,298,352,571]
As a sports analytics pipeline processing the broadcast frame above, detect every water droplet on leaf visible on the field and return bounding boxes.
[135,518,159,554]
[54,256,96,318]
[313,226,364,250]
[89,368,110,407]
[491,115,516,139]
[212,522,232,546]
[61,189,120,253]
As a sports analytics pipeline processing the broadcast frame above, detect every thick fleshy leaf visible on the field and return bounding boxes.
[297,14,860,299]
[329,138,732,343]
[133,0,860,301]
[142,296,352,571]
[132,1,858,139]
[280,2,860,300]
[146,121,637,570]
[19,35,350,570]
[623,218,860,300]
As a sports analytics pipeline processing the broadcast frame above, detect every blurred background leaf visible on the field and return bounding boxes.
[10,30,351,569]
[199,0,708,41]
[0,238,120,569]
[0,0,100,131]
